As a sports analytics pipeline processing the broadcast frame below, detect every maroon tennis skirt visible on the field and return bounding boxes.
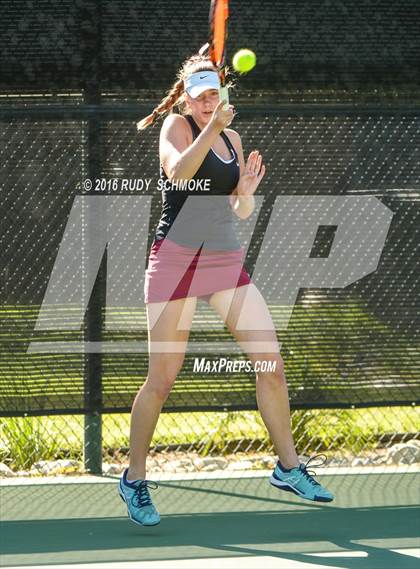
[144,238,252,303]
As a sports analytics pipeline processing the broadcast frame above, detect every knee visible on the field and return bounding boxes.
[144,379,174,403]
[144,357,185,402]
[255,356,286,387]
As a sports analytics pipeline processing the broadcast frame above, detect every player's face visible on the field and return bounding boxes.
[186,89,220,125]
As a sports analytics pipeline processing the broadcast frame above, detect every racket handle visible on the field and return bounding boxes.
[219,85,229,110]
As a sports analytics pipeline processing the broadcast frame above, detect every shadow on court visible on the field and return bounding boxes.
[1,505,419,567]
[1,473,419,568]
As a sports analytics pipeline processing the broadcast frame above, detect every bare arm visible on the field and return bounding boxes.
[160,101,234,181]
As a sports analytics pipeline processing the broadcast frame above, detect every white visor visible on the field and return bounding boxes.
[184,71,220,98]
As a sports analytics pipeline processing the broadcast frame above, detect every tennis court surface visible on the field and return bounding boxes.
[1,467,419,569]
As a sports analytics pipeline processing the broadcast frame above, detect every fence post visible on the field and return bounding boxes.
[83,124,105,474]
[83,251,105,475]
[81,0,104,475]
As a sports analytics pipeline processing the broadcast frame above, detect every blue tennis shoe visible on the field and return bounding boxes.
[270,454,334,502]
[118,468,161,526]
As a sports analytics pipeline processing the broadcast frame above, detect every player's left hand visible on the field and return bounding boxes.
[236,150,266,196]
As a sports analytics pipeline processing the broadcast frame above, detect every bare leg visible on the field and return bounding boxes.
[127,296,197,480]
[209,284,299,469]
[255,361,299,469]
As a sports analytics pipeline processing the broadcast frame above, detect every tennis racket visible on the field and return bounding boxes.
[209,0,229,109]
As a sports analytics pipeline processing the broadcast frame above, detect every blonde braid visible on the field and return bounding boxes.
[137,79,184,131]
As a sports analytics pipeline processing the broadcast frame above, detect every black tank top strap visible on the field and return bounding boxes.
[185,114,201,140]
[185,114,237,160]
[220,130,237,160]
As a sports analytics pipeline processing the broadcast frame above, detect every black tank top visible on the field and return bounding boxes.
[154,114,241,250]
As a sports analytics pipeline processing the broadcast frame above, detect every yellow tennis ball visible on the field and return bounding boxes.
[232,49,256,73]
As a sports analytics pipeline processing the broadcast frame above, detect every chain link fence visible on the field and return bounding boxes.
[1,96,419,477]
[1,407,419,476]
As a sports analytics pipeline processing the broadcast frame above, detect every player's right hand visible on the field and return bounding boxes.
[210,100,235,131]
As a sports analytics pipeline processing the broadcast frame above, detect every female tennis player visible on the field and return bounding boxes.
[118,53,334,526]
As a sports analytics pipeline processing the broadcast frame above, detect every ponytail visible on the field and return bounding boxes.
[137,79,184,131]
